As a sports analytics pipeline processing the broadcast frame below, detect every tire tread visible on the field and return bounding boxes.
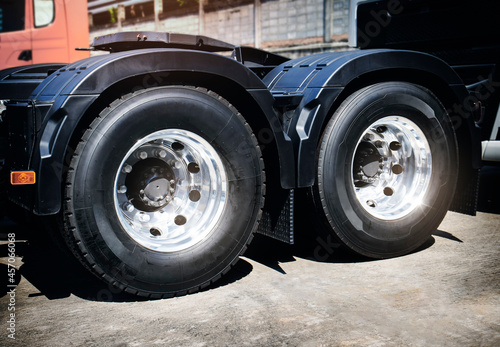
[61,86,265,298]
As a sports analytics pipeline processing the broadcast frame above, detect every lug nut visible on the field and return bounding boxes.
[122,164,132,174]
[169,160,181,169]
[122,202,134,213]
[138,213,150,222]
[117,185,127,194]
[157,150,167,158]
[138,151,148,160]
[363,133,374,141]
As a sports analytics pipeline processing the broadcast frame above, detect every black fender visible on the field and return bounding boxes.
[263,49,479,187]
[0,63,67,100]
[24,49,294,215]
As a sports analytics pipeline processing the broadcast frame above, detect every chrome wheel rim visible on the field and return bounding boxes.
[351,116,432,220]
[114,129,227,252]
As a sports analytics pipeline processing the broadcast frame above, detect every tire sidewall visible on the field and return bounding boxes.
[319,83,457,257]
[69,87,263,294]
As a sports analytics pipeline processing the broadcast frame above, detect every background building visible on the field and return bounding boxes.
[88,0,351,58]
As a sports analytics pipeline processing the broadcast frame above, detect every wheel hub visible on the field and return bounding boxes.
[125,158,175,212]
[353,141,384,186]
[142,177,172,206]
[351,116,432,220]
[113,129,227,253]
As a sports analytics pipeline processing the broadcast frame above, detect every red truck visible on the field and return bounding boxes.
[0,0,89,69]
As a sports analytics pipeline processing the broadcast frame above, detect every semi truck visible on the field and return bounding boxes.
[1,0,499,298]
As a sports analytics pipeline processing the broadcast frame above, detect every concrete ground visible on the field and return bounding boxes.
[0,168,499,346]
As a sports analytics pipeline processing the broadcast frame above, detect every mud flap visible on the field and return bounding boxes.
[257,189,294,244]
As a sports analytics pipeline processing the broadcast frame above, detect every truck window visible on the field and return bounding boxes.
[0,0,25,33]
[34,0,54,27]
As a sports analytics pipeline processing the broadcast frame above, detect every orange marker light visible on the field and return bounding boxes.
[10,171,36,185]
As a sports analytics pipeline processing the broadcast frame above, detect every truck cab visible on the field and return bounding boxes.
[0,0,89,69]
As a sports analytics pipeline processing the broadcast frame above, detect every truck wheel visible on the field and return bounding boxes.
[62,86,264,298]
[314,82,458,258]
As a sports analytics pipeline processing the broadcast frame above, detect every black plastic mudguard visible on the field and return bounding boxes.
[0,64,66,100]
[8,48,295,215]
[262,48,479,188]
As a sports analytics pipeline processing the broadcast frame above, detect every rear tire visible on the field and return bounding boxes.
[313,82,458,258]
[62,86,264,298]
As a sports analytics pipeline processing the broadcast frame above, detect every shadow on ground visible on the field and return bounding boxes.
[244,229,439,276]
[0,219,253,302]
[0,216,459,302]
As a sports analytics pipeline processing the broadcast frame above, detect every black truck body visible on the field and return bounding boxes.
[0,0,498,298]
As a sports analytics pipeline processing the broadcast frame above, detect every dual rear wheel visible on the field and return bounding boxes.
[60,82,458,297]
